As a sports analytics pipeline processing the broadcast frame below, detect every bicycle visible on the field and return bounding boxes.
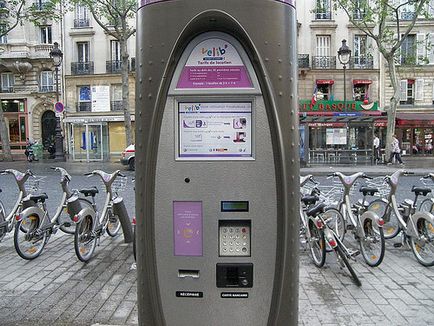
[330,172,385,267]
[0,169,38,242]
[368,170,434,266]
[306,202,362,287]
[74,170,133,262]
[419,173,434,213]
[300,175,326,267]
[13,167,93,260]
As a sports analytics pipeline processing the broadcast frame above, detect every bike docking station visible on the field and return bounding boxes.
[136,0,299,325]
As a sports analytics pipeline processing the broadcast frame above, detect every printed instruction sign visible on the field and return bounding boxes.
[176,38,253,89]
[173,201,203,256]
[178,102,253,159]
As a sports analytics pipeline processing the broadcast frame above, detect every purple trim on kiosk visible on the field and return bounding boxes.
[177,66,252,89]
[173,201,203,256]
[140,0,295,7]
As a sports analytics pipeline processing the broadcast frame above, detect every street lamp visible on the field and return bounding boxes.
[337,39,351,112]
[49,42,65,161]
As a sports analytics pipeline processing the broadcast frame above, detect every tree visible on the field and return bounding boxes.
[73,0,136,147]
[333,0,432,158]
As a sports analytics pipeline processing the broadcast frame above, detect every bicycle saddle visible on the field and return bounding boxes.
[411,186,432,197]
[79,187,99,197]
[29,193,48,203]
[306,203,326,217]
[301,195,319,206]
[359,187,378,196]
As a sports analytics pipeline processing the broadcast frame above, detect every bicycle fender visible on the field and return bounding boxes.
[360,210,383,229]
[73,206,96,225]
[408,211,434,238]
[17,206,44,222]
[113,197,133,243]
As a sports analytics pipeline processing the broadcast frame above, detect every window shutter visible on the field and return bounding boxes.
[400,79,408,101]
[415,79,424,101]
[417,33,425,64]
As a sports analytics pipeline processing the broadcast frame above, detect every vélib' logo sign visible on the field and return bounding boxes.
[201,44,228,60]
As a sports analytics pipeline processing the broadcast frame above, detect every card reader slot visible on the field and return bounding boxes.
[178,269,200,279]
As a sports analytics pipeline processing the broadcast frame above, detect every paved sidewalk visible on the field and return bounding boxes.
[0,159,433,325]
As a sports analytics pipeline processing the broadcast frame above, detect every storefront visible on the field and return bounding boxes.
[64,115,134,161]
[396,113,434,157]
[0,99,28,151]
[299,99,383,164]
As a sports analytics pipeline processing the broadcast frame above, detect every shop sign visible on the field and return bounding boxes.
[307,122,345,127]
[397,119,434,127]
[374,120,388,127]
[299,100,378,112]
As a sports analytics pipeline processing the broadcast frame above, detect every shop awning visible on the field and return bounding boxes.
[316,79,334,85]
[353,79,372,85]
[396,113,434,127]
[300,114,383,124]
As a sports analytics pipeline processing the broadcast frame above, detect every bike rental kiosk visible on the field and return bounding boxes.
[136,0,299,325]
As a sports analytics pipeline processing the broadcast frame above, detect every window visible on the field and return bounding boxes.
[353,0,367,20]
[353,83,369,101]
[416,33,434,65]
[0,24,7,44]
[400,0,415,20]
[77,42,89,62]
[1,72,14,92]
[317,84,331,100]
[75,4,89,27]
[109,40,122,72]
[78,85,91,111]
[314,35,333,68]
[40,26,52,44]
[353,35,368,66]
[315,0,331,19]
[400,79,415,105]
[40,70,54,92]
[400,34,416,65]
[35,0,48,10]
[111,84,122,111]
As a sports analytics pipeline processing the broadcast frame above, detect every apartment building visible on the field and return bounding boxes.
[297,0,434,164]
[0,1,62,155]
[62,4,136,161]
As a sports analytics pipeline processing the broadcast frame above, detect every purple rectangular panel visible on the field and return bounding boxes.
[177,66,252,89]
[173,201,203,256]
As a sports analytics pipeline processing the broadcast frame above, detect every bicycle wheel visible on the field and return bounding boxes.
[74,214,97,262]
[359,218,385,267]
[335,243,361,287]
[323,208,346,243]
[307,220,326,267]
[59,198,93,235]
[368,199,400,239]
[14,214,47,260]
[419,198,434,214]
[106,208,121,237]
[409,216,434,267]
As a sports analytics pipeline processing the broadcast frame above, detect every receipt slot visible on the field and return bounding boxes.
[136,1,299,325]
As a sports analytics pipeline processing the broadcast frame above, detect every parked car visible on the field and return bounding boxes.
[120,144,135,170]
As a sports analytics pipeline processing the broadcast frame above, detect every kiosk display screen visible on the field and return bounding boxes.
[178,102,253,160]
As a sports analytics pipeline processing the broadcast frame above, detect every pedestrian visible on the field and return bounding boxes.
[387,134,404,165]
[373,133,380,164]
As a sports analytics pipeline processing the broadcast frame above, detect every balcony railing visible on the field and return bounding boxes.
[106,60,122,73]
[401,11,416,20]
[111,100,123,111]
[349,56,374,69]
[39,85,54,92]
[312,56,336,69]
[400,56,417,66]
[71,62,94,75]
[77,102,91,112]
[314,10,332,20]
[298,54,310,68]
[74,18,90,28]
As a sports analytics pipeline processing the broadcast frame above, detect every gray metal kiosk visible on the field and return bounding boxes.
[136,1,299,325]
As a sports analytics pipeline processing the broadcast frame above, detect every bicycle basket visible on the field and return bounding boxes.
[24,176,45,193]
[316,185,343,206]
[364,177,389,198]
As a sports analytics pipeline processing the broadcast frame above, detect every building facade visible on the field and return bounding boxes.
[297,0,434,165]
[62,4,136,161]
[0,3,63,157]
